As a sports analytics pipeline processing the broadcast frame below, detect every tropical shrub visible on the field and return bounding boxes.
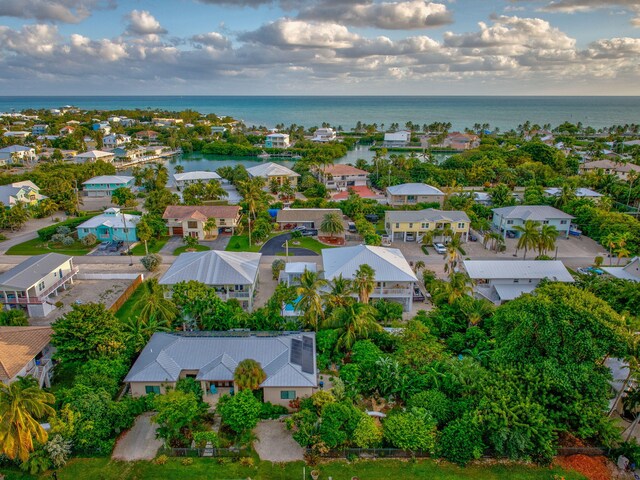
[436,416,484,466]
[140,253,162,272]
[218,389,261,434]
[383,408,437,452]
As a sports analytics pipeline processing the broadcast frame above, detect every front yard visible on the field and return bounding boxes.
[173,244,211,255]
[130,236,170,256]
[4,237,94,256]
[280,237,335,254]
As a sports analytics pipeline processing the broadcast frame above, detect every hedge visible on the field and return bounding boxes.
[37,215,98,241]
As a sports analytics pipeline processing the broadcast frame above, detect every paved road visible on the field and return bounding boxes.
[112,413,163,461]
[0,230,38,254]
[260,233,319,256]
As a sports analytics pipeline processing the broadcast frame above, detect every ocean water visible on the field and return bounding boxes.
[1,96,639,132]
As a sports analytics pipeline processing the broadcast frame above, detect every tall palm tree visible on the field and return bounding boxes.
[234,359,267,391]
[133,279,179,326]
[38,198,58,221]
[0,377,55,462]
[352,264,376,304]
[414,260,426,274]
[239,177,267,247]
[443,272,474,305]
[613,232,632,266]
[322,303,382,352]
[320,212,344,239]
[444,233,464,273]
[604,232,618,266]
[296,269,328,331]
[205,180,228,200]
[459,297,494,327]
[204,218,217,239]
[554,184,576,209]
[323,274,353,312]
[536,224,559,257]
[174,165,185,174]
[513,220,541,259]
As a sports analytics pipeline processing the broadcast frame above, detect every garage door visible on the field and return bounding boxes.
[172,227,183,236]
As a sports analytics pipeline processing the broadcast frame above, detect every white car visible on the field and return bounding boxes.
[433,243,446,254]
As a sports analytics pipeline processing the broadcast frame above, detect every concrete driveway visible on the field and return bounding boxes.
[254,419,304,462]
[260,233,318,256]
[112,413,162,461]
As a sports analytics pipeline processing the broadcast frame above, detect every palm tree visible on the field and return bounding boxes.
[352,264,376,304]
[614,232,632,266]
[322,303,382,352]
[323,274,353,312]
[296,269,328,331]
[444,233,464,273]
[205,180,228,200]
[0,377,55,462]
[38,198,58,221]
[174,165,185,174]
[604,233,618,266]
[553,184,576,209]
[204,218,217,239]
[513,220,541,259]
[443,272,474,305]
[234,359,267,391]
[239,177,267,247]
[459,297,494,327]
[133,279,179,326]
[136,217,153,256]
[537,224,559,257]
[414,260,425,273]
[320,212,344,239]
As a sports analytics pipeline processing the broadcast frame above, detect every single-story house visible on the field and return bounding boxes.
[322,245,418,311]
[162,205,242,239]
[2,131,30,139]
[463,259,574,305]
[247,162,299,187]
[124,331,317,408]
[383,130,411,147]
[0,181,47,207]
[544,187,603,203]
[82,175,136,197]
[0,326,54,387]
[265,133,290,149]
[173,171,222,190]
[386,183,444,207]
[316,164,369,190]
[276,208,345,232]
[492,205,574,238]
[159,250,261,311]
[602,257,640,282]
[77,207,140,243]
[385,209,471,242]
[74,150,115,164]
[0,254,77,317]
[442,132,480,150]
[579,159,640,181]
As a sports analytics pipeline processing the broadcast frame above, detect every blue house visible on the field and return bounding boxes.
[82,175,136,198]
[77,208,140,243]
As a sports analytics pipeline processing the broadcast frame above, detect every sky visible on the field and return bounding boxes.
[0,0,639,95]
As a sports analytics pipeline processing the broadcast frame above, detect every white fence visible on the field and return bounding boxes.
[77,273,144,281]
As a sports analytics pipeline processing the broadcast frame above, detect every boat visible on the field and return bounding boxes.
[257,151,270,159]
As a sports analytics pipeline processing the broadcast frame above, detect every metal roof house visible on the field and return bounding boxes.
[492,205,574,238]
[82,175,135,197]
[159,250,261,311]
[0,254,78,317]
[602,257,640,282]
[74,150,115,164]
[385,208,471,242]
[463,259,574,305]
[0,181,47,207]
[173,171,222,190]
[124,331,317,408]
[322,245,418,311]
[247,162,299,186]
[386,183,445,207]
[76,207,140,243]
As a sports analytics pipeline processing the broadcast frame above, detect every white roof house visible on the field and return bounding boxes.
[384,131,411,146]
[602,257,640,282]
[247,162,300,180]
[544,187,603,199]
[77,208,141,230]
[83,175,135,186]
[74,150,115,163]
[463,260,574,304]
[173,171,222,189]
[386,183,444,197]
[312,128,337,142]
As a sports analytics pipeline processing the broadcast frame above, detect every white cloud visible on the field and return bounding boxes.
[239,19,360,48]
[125,10,167,36]
[0,0,115,23]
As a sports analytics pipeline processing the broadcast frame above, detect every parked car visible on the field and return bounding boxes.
[364,214,379,223]
[108,240,124,252]
[301,229,318,237]
[97,241,110,251]
[433,243,446,254]
[293,226,307,232]
[577,267,604,275]
[348,222,357,233]
[469,234,478,242]
[506,231,516,238]
[406,233,416,242]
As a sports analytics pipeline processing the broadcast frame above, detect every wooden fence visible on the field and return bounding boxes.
[109,274,144,312]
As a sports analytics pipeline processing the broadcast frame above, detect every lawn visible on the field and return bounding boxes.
[114,281,145,323]
[5,237,94,256]
[130,236,170,256]
[0,457,586,480]
[281,237,335,254]
[173,244,211,255]
[225,232,282,253]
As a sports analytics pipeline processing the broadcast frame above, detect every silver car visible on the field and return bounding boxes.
[433,243,446,254]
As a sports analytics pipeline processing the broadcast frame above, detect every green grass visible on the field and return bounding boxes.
[130,236,170,256]
[114,281,145,323]
[282,237,335,254]
[173,244,211,255]
[0,457,586,480]
[5,237,94,256]
[225,232,282,253]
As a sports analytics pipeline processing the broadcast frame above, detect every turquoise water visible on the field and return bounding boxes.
[2,96,638,131]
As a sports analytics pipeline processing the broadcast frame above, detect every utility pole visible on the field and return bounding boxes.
[121,210,133,266]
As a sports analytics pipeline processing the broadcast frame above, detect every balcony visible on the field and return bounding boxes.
[26,357,53,388]
[1,267,78,305]
[372,287,413,297]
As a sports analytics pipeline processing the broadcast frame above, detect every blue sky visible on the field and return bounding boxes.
[0,0,638,95]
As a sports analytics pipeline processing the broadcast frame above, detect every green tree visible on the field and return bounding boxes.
[133,279,178,327]
[152,389,207,446]
[352,264,375,304]
[218,389,261,434]
[296,269,328,331]
[136,217,153,255]
[37,198,58,220]
[320,211,344,239]
[322,274,352,312]
[183,234,199,250]
[383,408,437,452]
[444,233,464,274]
[110,187,136,207]
[352,414,383,448]
[0,309,28,326]
[51,303,126,363]
[233,359,267,391]
[436,416,484,466]
[204,217,218,238]
[488,183,515,208]
[537,224,559,257]
[173,165,185,174]
[514,220,541,259]
[322,302,382,352]
[0,377,55,462]
[239,177,268,246]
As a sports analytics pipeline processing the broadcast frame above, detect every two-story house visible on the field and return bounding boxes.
[74,150,115,164]
[386,183,444,207]
[124,331,317,408]
[159,250,261,311]
[311,128,337,142]
[316,164,369,190]
[265,133,290,149]
[463,259,574,305]
[247,162,299,187]
[82,175,136,197]
[134,130,160,141]
[544,187,603,204]
[173,171,223,190]
[0,181,47,207]
[579,159,640,181]
[321,245,418,311]
[276,208,344,231]
[163,205,242,239]
[0,326,55,387]
[492,205,574,238]
[0,254,78,317]
[0,145,37,165]
[102,134,131,149]
[77,208,140,243]
[383,130,411,147]
[385,209,471,242]
[31,125,48,136]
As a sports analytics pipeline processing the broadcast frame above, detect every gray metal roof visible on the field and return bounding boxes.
[173,171,221,182]
[322,245,417,283]
[463,260,574,282]
[386,183,444,196]
[0,253,71,289]
[544,187,603,198]
[492,205,574,221]
[82,175,134,185]
[124,332,317,388]
[493,283,538,301]
[159,250,261,286]
[385,208,470,223]
[247,162,299,178]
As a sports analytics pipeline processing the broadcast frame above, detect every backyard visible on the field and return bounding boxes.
[0,456,586,480]
[4,237,94,256]
[130,236,170,256]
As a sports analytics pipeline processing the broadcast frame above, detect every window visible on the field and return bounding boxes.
[280,390,296,400]
[145,386,160,394]
[506,220,514,225]
[560,220,568,225]
[457,222,465,229]
[38,281,45,291]
[513,279,519,283]
[543,220,549,225]
[395,223,399,228]
[187,221,198,229]
[408,223,413,228]
[123,228,129,233]
[421,223,429,229]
